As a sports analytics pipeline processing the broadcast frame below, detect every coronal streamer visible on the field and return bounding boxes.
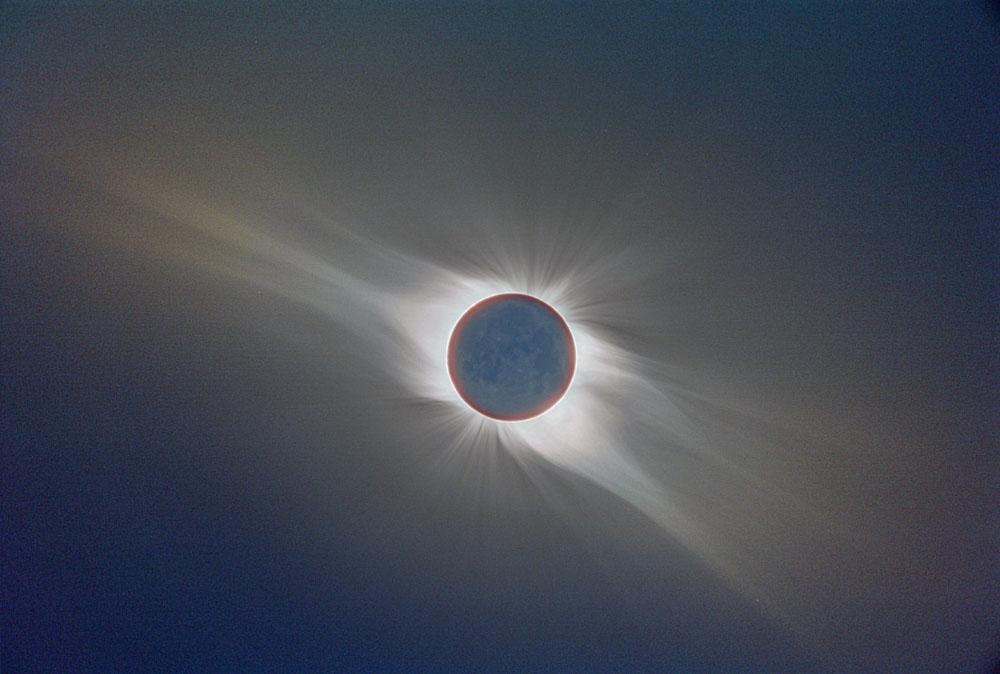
[90,173,893,648]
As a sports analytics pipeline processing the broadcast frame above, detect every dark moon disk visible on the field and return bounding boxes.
[448,293,576,421]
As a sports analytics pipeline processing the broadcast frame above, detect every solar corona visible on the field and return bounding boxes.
[447,293,575,421]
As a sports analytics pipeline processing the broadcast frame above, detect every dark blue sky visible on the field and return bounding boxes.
[3,3,998,672]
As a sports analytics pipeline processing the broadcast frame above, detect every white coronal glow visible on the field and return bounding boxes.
[378,267,722,589]
[370,272,793,640]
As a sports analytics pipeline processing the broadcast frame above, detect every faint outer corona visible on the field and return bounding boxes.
[447,293,576,421]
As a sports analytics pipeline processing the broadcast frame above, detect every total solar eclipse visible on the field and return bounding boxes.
[447,293,575,421]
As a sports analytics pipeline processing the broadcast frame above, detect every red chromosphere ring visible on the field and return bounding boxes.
[447,293,576,421]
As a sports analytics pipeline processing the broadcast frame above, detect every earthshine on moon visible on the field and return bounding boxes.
[447,293,576,421]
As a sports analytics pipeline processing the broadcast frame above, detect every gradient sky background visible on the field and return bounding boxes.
[3,3,998,672]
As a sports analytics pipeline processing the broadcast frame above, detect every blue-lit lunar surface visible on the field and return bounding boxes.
[448,293,575,421]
